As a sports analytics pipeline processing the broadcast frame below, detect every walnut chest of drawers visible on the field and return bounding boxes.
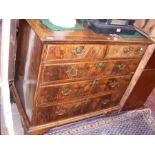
[14,20,153,134]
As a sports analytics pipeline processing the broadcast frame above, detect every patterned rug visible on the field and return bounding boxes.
[46,109,155,135]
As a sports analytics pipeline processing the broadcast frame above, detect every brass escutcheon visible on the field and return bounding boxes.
[108,79,117,88]
[55,109,66,116]
[96,62,105,68]
[61,88,70,96]
[101,99,110,105]
[118,63,126,70]
[66,66,77,76]
[73,46,85,55]
[123,47,133,54]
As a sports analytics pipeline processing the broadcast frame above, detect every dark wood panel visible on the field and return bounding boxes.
[41,59,139,83]
[145,87,155,114]
[15,20,43,119]
[123,69,155,110]
[145,50,155,69]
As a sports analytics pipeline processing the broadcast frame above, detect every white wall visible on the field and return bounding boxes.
[0,19,14,135]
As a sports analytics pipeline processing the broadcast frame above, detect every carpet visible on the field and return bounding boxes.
[46,109,155,135]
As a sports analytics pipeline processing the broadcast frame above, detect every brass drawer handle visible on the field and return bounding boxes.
[123,47,133,54]
[117,63,126,70]
[84,99,91,104]
[91,80,99,87]
[61,88,70,96]
[66,66,77,76]
[73,46,85,55]
[108,79,117,88]
[55,109,66,116]
[96,62,105,68]
[137,47,144,53]
[101,99,110,105]
[40,98,48,104]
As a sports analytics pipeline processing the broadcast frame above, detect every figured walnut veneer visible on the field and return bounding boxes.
[14,19,153,134]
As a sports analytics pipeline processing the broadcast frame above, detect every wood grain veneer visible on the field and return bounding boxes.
[13,19,153,134]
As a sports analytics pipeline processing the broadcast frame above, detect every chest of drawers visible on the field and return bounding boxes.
[14,20,153,134]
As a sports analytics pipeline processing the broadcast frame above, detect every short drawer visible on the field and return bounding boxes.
[105,45,147,58]
[37,75,131,105]
[41,59,139,83]
[44,44,107,62]
[35,93,121,125]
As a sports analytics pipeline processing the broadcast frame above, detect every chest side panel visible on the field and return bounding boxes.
[15,20,43,120]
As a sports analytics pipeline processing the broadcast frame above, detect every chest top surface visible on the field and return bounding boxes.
[26,20,153,44]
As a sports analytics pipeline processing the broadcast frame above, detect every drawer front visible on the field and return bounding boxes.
[37,75,131,104]
[35,93,121,125]
[41,59,139,83]
[44,44,107,61]
[106,45,147,58]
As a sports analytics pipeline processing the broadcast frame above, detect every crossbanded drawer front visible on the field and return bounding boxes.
[35,93,121,125]
[37,75,131,105]
[44,44,107,62]
[106,45,147,58]
[41,59,139,83]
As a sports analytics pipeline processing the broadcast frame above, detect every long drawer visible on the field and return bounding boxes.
[37,75,131,105]
[43,44,147,62]
[40,59,139,83]
[35,92,121,125]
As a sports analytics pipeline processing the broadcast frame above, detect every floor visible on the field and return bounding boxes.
[1,102,24,135]
[11,103,24,135]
